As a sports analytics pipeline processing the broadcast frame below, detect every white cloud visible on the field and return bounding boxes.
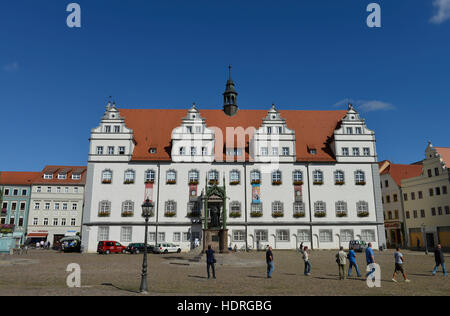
[430,0,450,24]
[334,98,395,112]
[3,62,19,72]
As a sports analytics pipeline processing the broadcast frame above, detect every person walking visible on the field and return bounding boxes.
[336,246,347,280]
[347,247,362,277]
[206,245,216,279]
[392,247,410,283]
[432,244,448,276]
[266,246,274,278]
[299,242,311,276]
[365,243,376,280]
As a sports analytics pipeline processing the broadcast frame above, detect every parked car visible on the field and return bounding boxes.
[349,240,367,253]
[97,241,126,254]
[60,236,81,253]
[153,243,182,254]
[126,243,154,254]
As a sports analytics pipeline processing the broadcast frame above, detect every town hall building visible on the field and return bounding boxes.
[81,74,386,252]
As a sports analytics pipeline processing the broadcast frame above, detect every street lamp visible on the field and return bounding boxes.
[140,198,154,294]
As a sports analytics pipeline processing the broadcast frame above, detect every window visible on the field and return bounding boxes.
[432,208,436,216]
[173,232,181,242]
[272,201,284,215]
[179,147,186,155]
[20,202,26,211]
[429,188,434,197]
[202,147,207,156]
[55,203,60,210]
[319,230,333,243]
[121,227,132,242]
[388,211,392,220]
[72,203,77,211]
[438,207,443,215]
[53,218,58,226]
[361,230,376,242]
[96,146,104,155]
[435,168,439,176]
[124,169,135,183]
[314,201,326,217]
[352,148,360,156]
[418,191,423,199]
[443,186,448,195]
[355,127,362,134]
[47,187,51,193]
[355,170,366,184]
[403,193,408,201]
[186,170,198,183]
[230,170,240,183]
[363,148,370,156]
[282,147,290,156]
[346,127,353,134]
[393,194,398,202]
[261,147,268,156]
[208,170,219,182]
[74,187,79,194]
[165,201,177,215]
[276,230,290,242]
[102,170,113,183]
[119,146,126,155]
[56,187,62,193]
[272,170,282,183]
[395,210,399,219]
[34,202,40,210]
[445,206,450,215]
[196,126,201,133]
[232,230,245,242]
[251,203,263,213]
[250,170,261,183]
[186,126,192,133]
[255,230,268,242]
[436,187,441,195]
[10,202,17,211]
[272,147,278,156]
[70,218,75,226]
[149,232,156,242]
[98,227,109,241]
[44,202,50,210]
[313,170,323,184]
[385,180,389,188]
[340,230,354,242]
[43,218,49,226]
[413,210,418,218]
[99,200,111,215]
[61,218,66,226]
[114,125,120,133]
[107,146,114,155]
[13,189,18,196]
[293,170,303,183]
[342,147,349,156]
[406,211,410,219]
[293,202,304,214]
[267,127,272,134]
[334,170,345,184]
[33,218,38,225]
[411,192,416,200]
[122,201,134,214]
[43,173,53,180]
[190,147,197,156]
[357,201,369,216]
[335,201,347,216]
[72,174,81,180]
[182,232,190,242]
[4,189,9,196]
[104,125,111,133]
[297,230,311,242]
[421,209,426,218]
[144,170,155,183]
[62,203,68,210]
[158,232,166,242]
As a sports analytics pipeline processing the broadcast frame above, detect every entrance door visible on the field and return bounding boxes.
[426,233,435,249]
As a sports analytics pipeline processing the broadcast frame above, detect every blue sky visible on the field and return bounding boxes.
[1,0,449,171]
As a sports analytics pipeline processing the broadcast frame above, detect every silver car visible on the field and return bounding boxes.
[153,243,182,254]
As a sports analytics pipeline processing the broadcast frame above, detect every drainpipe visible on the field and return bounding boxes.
[306,163,314,249]
[155,163,161,246]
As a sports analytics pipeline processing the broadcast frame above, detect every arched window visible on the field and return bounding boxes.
[98,200,111,217]
[124,169,135,184]
[230,170,240,184]
[272,170,282,184]
[314,201,326,217]
[166,170,177,184]
[145,170,155,183]
[208,170,219,184]
[188,170,199,183]
[293,170,303,184]
[334,170,345,184]
[250,170,261,184]
[313,170,324,184]
[335,201,347,217]
[355,170,366,185]
[101,170,113,184]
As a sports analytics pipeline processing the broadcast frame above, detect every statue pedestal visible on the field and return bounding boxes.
[203,229,229,254]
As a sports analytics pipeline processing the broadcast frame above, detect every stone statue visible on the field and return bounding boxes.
[210,206,220,228]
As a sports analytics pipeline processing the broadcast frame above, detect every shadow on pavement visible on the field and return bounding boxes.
[101,283,140,294]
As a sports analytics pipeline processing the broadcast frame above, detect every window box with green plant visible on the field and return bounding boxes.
[293,181,303,186]
[166,180,177,185]
[121,211,134,217]
[209,179,219,185]
[0,224,14,234]
[293,212,306,218]
[123,180,135,185]
[189,180,199,185]
[229,181,240,186]
[355,181,366,186]
[102,179,112,184]
[164,211,177,217]
[336,211,347,218]
[145,180,155,184]
[251,179,261,185]
[229,212,241,218]
[272,211,284,218]
[314,211,326,218]
[313,181,323,185]
[98,211,111,217]
[357,211,369,218]
[250,211,263,218]
[272,181,282,186]
[335,181,345,186]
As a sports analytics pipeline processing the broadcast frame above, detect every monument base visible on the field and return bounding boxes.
[203,228,229,253]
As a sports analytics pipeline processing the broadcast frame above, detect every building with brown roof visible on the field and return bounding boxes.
[81,74,386,253]
[401,142,450,250]
[27,166,87,247]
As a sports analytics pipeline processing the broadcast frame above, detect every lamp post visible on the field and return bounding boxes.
[140,198,154,294]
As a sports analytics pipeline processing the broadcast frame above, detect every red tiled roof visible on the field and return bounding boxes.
[0,172,41,186]
[119,109,347,162]
[32,166,87,185]
[435,147,450,168]
[380,163,423,187]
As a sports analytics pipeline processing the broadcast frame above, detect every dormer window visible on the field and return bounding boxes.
[149,148,157,154]
[43,174,53,180]
[72,174,81,180]
[310,149,317,155]
[57,174,67,180]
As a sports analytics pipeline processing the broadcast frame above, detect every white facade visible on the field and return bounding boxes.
[81,102,386,253]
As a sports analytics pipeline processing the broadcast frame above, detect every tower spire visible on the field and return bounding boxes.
[223,65,238,116]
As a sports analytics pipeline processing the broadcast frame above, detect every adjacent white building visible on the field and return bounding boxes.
[81,77,386,253]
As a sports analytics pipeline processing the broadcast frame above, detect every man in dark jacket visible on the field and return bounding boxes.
[266,246,274,278]
[206,245,216,279]
[432,244,447,276]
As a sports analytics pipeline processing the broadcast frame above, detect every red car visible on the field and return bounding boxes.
[97,241,127,254]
